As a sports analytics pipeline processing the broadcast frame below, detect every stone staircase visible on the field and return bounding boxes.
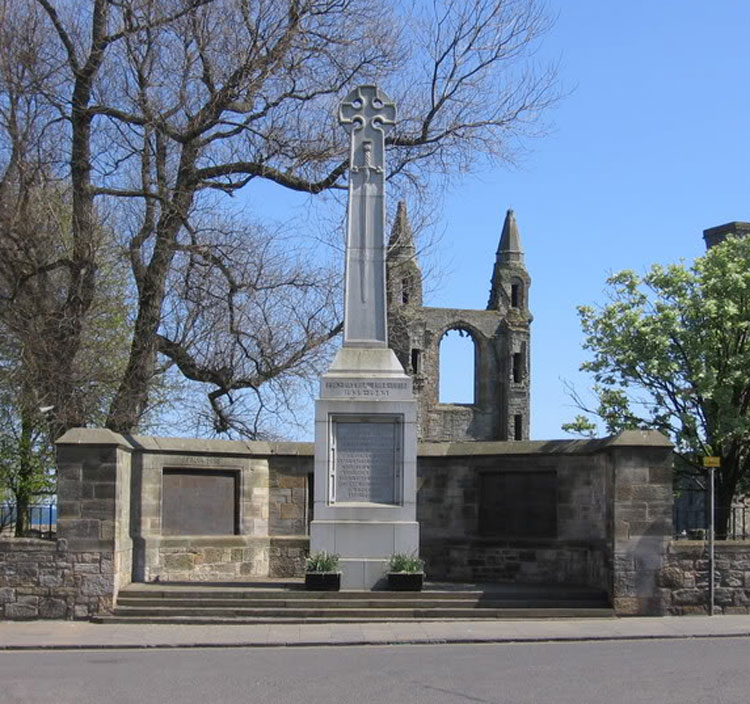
[94,581,614,624]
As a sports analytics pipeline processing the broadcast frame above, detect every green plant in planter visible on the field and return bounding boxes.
[306,550,340,573]
[304,550,341,591]
[388,553,424,573]
[387,553,425,591]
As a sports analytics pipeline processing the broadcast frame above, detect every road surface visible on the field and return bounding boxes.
[1,638,747,704]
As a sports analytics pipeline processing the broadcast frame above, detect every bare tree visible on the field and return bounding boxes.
[1,0,558,439]
[159,215,342,435]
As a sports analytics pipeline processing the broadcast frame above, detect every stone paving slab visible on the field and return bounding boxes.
[2,616,750,651]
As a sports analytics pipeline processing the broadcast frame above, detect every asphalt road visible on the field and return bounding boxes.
[1,638,748,704]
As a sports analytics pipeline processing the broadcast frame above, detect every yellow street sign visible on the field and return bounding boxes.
[703,456,721,468]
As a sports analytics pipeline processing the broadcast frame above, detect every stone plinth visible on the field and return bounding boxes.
[310,347,419,589]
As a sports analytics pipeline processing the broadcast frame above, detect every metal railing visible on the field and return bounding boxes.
[0,503,57,539]
[674,503,749,540]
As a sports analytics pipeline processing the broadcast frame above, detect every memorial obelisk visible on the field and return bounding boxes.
[309,85,419,590]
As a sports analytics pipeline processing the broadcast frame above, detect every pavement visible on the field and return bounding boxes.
[2,615,750,650]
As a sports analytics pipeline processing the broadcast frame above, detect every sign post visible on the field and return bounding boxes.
[703,456,720,615]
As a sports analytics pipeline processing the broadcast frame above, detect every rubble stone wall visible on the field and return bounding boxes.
[659,541,750,614]
[0,538,114,620]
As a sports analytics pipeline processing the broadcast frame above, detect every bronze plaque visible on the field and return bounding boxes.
[162,469,238,535]
[479,471,557,538]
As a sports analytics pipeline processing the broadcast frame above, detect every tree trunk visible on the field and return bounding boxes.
[106,144,199,433]
[105,290,165,434]
[13,414,34,536]
[714,467,738,540]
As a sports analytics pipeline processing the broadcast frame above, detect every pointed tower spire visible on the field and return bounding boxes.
[388,200,417,255]
[496,208,524,265]
[488,208,531,311]
[386,201,423,309]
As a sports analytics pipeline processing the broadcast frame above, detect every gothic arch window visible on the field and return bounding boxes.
[438,327,477,404]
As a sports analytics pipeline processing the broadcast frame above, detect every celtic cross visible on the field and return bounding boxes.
[339,85,396,347]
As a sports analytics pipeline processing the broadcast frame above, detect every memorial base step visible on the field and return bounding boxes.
[94,582,614,624]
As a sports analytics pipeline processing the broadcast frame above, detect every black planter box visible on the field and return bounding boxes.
[387,572,424,591]
[305,572,341,591]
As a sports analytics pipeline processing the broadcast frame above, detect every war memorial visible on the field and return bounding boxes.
[3,87,749,621]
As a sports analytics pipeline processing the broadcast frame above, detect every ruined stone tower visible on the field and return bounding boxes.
[386,203,532,442]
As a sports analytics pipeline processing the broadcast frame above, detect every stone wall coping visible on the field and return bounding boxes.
[56,428,315,457]
[157,535,308,548]
[0,537,59,551]
[421,536,608,548]
[55,427,134,449]
[606,429,672,448]
[130,435,314,457]
[669,540,750,551]
[56,428,670,458]
[418,430,671,457]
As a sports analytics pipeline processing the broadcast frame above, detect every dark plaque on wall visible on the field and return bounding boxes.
[479,471,557,538]
[162,469,238,535]
[333,416,401,503]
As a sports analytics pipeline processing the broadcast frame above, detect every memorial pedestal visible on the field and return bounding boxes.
[310,347,419,590]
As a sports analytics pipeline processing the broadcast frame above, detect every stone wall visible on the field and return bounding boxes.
[0,428,679,619]
[269,455,311,537]
[610,437,674,615]
[56,431,133,599]
[417,430,674,616]
[154,536,308,581]
[417,440,611,590]
[659,541,750,614]
[0,538,114,620]
[391,306,531,443]
[53,431,315,586]
[422,541,608,588]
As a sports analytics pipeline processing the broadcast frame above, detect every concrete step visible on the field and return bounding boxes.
[118,584,608,602]
[112,606,535,618]
[118,589,488,601]
[115,597,608,610]
[103,582,612,624]
[96,607,615,624]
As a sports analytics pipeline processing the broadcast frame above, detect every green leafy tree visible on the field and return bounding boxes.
[0,408,56,536]
[0,180,132,532]
[568,236,750,536]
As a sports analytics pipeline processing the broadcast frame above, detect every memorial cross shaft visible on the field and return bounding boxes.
[339,85,396,348]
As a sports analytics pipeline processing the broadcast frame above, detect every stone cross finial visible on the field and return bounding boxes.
[339,85,396,347]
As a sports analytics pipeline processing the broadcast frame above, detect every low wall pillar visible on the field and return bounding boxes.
[609,430,674,615]
[55,428,134,617]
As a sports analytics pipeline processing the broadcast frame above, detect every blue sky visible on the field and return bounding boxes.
[232,2,750,441]
[434,1,750,438]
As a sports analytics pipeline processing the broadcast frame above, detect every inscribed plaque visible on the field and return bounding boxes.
[162,469,238,535]
[333,417,401,503]
[479,471,557,538]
